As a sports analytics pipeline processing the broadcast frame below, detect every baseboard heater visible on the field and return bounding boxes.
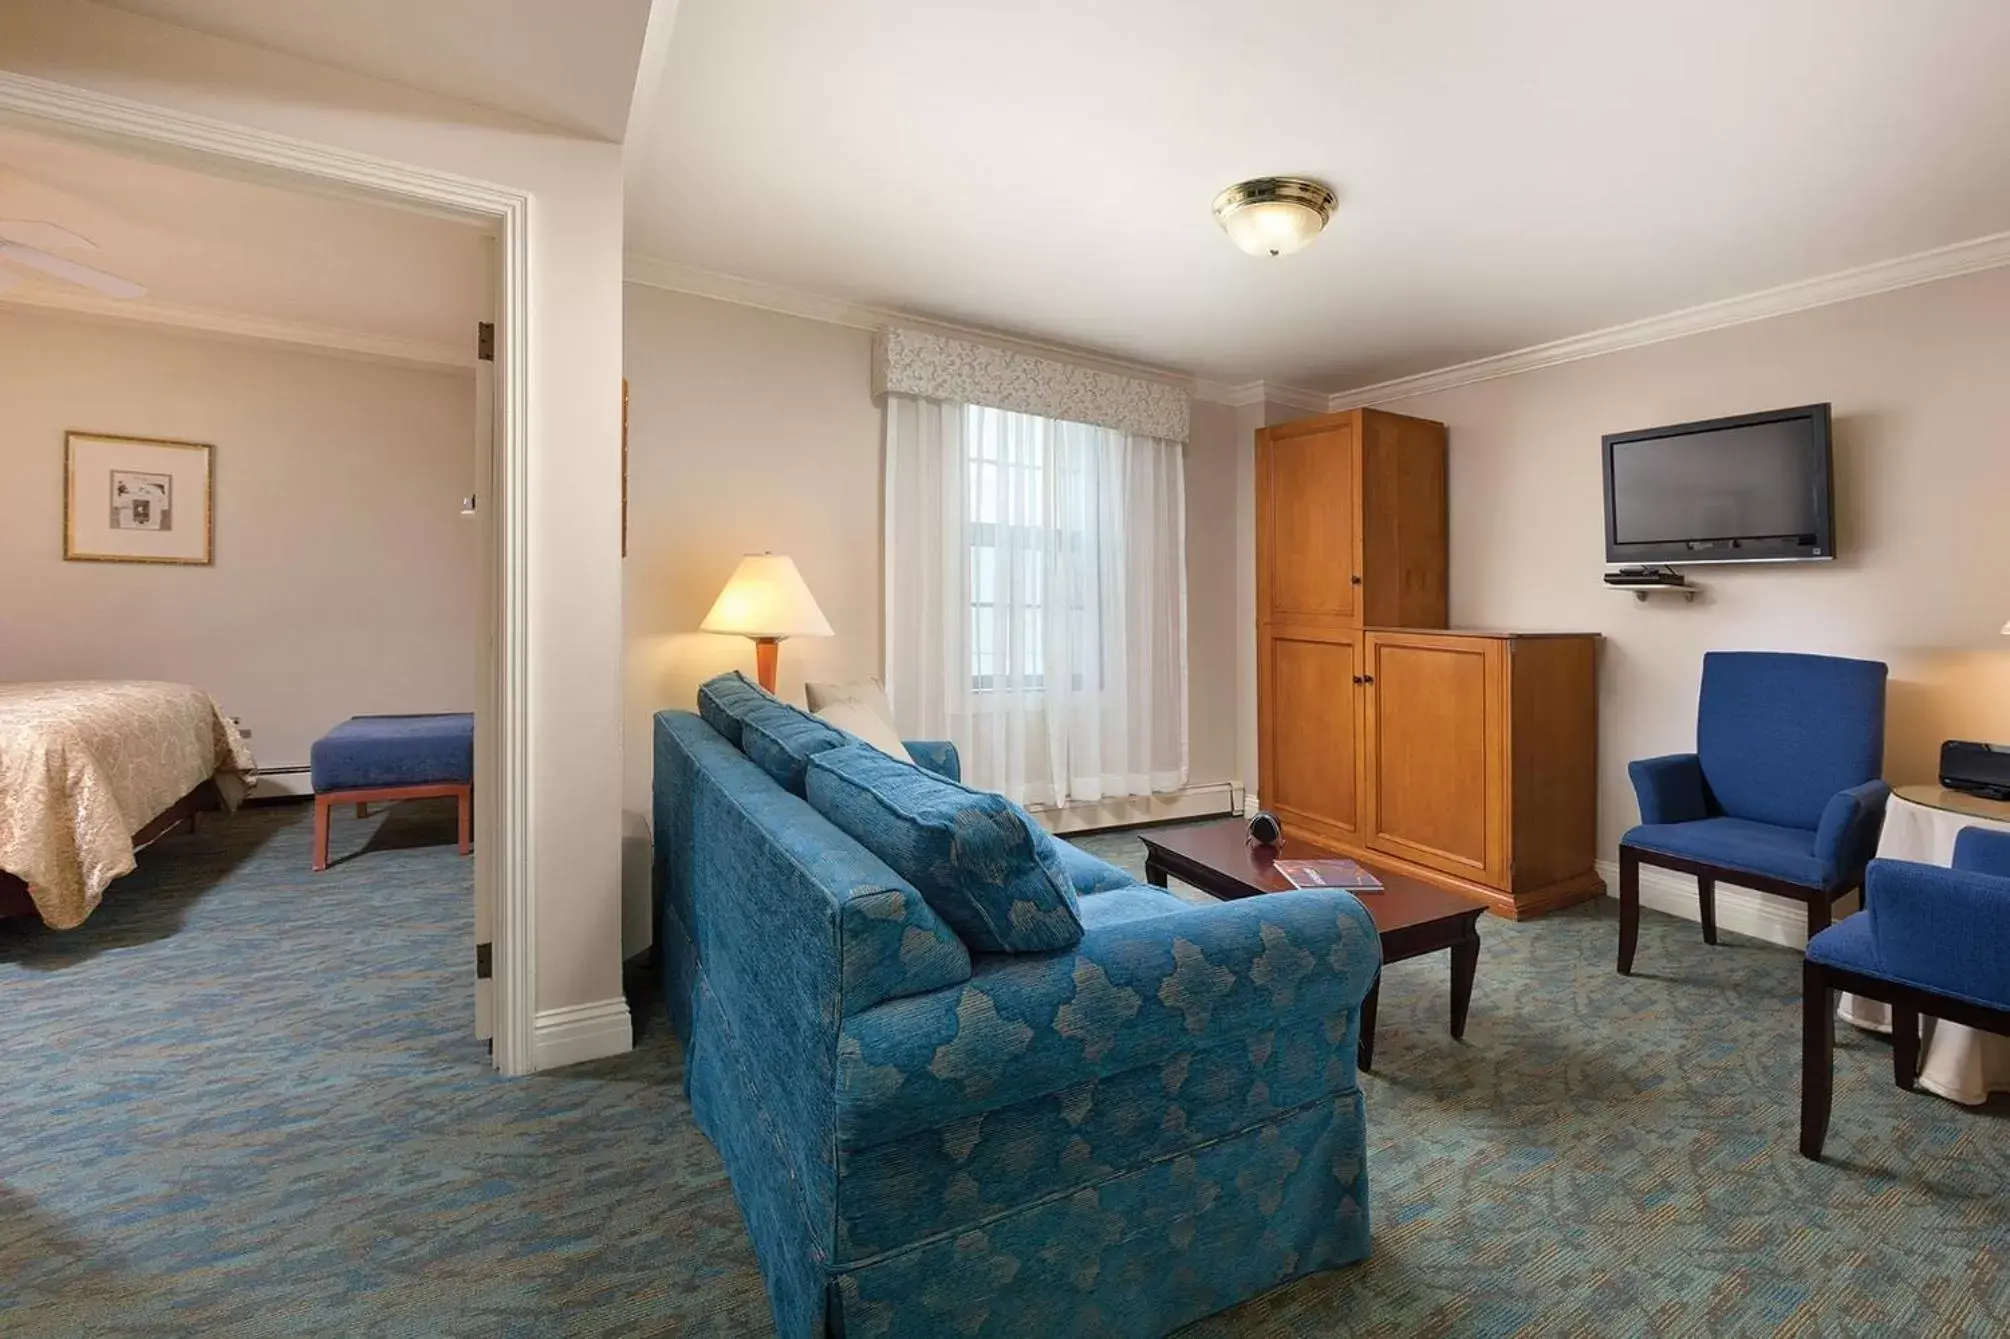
[247,765,313,802]
[1028,782,1243,836]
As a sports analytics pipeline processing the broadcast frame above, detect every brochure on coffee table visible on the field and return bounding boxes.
[1274,858,1383,892]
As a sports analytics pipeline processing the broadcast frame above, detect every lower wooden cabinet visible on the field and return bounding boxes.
[1258,627,1603,919]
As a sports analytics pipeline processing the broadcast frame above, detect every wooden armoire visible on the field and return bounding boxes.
[1255,408,1604,919]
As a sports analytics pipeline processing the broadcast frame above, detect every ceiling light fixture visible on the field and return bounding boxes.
[1211,177,1337,257]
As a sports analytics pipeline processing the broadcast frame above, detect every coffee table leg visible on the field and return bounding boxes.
[1357,974,1379,1072]
[1450,921,1480,1040]
[1145,856,1167,888]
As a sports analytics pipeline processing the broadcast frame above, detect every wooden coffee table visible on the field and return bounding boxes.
[1139,819,1485,1071]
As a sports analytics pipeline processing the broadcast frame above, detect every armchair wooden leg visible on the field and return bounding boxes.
[1892,1005,1920,1091]
[1697,875,1717,947]
[1801,959,1835,1161]
[1618,846,1641,975]
[1806,894,1833,942]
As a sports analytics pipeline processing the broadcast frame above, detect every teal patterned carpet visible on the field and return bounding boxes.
[3,808,2005,1336]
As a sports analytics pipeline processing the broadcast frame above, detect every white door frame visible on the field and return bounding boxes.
[0,71,539,1076]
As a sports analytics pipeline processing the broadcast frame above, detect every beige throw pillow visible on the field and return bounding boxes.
[807,678,915,765]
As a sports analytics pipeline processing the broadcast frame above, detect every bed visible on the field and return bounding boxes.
[0,681,258,929]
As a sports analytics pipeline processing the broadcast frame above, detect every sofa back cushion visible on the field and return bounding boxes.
[696,670,775,747]
[1697,651,1887,830]
[741,701,850,795]
[806,744,1083,953]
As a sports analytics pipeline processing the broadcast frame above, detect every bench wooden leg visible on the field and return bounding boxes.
[457,785,472,857]
[355,802,369,819]
[1697,874,1717,946]
[313,795,332,873]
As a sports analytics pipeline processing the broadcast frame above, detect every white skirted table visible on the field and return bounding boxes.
[1838,785,2010,1105]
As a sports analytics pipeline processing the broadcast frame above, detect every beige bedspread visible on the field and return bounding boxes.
[0,681,257,929]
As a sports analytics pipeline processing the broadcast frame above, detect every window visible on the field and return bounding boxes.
[963,404,1102,693]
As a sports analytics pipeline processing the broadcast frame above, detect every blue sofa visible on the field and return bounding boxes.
[653,678,1382,1337]
[1618,650,1890,973]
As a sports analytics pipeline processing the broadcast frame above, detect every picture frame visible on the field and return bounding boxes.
[65,432,214,565]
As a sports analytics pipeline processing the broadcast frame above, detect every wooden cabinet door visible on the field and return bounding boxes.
[1257,415,1360,630]
[1259,627,1363,843]
[1362,632,1505,883]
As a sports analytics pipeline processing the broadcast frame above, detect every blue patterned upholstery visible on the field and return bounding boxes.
[1052,839,1140,896]
[1623,652,1890,894]
[310,713,473,791]
[806,744,1084,953]
[741,701,850,795]
[1809,829,2010,1012]
[652,707,1381,1337]
[695,669,775,747]
[904,738,961,782]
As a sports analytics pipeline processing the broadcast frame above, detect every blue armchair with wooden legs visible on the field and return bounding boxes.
[1801,827,2010,1160]
[1618,651,1890,974]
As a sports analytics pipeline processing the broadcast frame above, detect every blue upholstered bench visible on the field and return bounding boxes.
[309,713,474,871]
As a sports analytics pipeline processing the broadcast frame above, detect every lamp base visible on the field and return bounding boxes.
[753,637,780,693]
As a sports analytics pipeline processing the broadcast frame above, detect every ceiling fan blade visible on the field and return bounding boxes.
[0,242,146,299]
[0,220,97,251]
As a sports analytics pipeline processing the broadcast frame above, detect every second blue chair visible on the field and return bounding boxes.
[1619,651,1890,974]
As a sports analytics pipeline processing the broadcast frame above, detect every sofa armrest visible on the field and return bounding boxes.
[1954,826,2010,879]
[904,739,960,782]
[1813,779,1891,886]
[1629,753,1707,825]
[836,890,1381,1148]
[1864,856,2010,1006]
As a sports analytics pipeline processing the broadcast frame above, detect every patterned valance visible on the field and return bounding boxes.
[873,326,1189,443]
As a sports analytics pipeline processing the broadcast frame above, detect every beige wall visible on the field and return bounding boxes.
[621,288,884,951]
[1182,398,1240,790]
[1375,266,2010,859]
[620,288,1249,951]
[0,311,478,774]
[4,0,629,1030]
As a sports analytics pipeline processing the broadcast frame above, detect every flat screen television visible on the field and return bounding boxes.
[1602,403,1834,565]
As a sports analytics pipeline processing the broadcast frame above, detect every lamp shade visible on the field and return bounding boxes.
[700,553,833,640]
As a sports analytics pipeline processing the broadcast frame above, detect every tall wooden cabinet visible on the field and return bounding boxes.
[1255,409,1603,920]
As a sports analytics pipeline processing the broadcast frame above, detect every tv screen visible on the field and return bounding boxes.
[1602,404,1833,564]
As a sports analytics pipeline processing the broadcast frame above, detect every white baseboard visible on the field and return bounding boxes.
[531,998,633,1071]
[1595,858,1859,952]
[1030,782,1242,835]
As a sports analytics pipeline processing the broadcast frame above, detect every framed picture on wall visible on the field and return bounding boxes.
[65,432,214,565]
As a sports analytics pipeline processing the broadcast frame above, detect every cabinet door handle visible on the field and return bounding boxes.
[1351,675,1364,685]
[1350,574,1363,585]
[1361,675,1375,685]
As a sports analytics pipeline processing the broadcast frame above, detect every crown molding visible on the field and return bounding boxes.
[1327,228,2010,410]
[0,285,473,373]
[624,252,1222,398]
[1188,378,1328,411]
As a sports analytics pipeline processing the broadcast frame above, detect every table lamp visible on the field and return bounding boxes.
[700,553,832,692]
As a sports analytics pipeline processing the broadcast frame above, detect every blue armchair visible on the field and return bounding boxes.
[1801,827,2010,1160]
[1619,651,1890,974]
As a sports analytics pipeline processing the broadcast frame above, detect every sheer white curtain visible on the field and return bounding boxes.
[885,394,1188,807]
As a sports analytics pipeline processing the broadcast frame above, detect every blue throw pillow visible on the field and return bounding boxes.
[741,701,849,795]
[696,670,775,746]
[805,744,1083,954]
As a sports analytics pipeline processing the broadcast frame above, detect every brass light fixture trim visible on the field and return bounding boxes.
[1211,176,1339,257]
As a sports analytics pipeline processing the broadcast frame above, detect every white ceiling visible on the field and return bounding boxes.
[626,0,2010,391]
[0,124,487,362]
[97,0,657,139]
